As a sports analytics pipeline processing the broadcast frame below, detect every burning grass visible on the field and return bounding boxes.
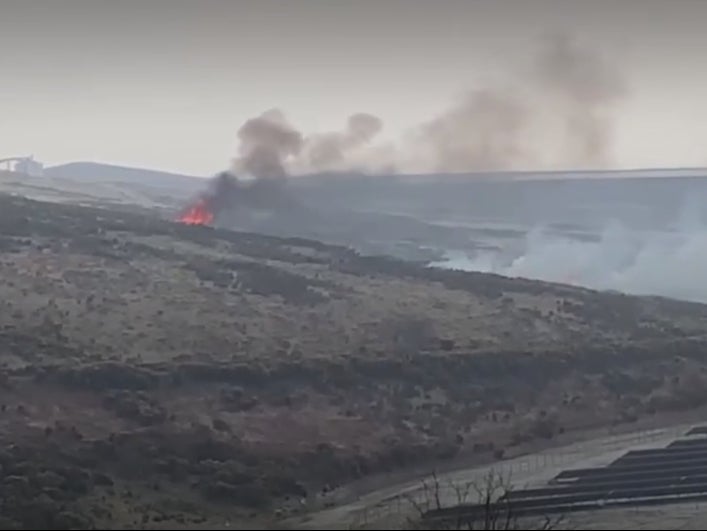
[178,198,214,226]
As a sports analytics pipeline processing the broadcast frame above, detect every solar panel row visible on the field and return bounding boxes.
[422,426,707,522]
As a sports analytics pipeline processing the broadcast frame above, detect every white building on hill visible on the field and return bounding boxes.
[0,156,44,177]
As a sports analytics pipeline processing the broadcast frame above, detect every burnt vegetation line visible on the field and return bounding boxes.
[182,256,338,305]
[0,192,349,261]
[340,254,707,323]
[18,347,669,392]
[4,191,707,324]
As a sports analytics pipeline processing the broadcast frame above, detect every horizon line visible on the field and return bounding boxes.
[43,160,707,180]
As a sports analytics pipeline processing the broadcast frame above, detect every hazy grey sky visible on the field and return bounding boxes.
[1,0,707,175]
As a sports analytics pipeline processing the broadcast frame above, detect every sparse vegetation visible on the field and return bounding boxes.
[401,472,563,530]
[0,193,706,527]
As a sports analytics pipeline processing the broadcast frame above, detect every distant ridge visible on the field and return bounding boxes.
[426,166,707,183]
[45,162,204,191]
[43,161,707,188]
[298,166,707,185]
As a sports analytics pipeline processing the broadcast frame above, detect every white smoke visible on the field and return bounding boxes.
[434,204,707,303]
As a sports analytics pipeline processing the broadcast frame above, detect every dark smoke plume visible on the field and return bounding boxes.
[181,170,296,225]
[180,32,629,228]
[230,109,383,176]
[234,109,303,179]
[411,33,628,172]
[228,35,628,178]
[304,112,383,171]
[534,33,627,168]
[417,88,530,172]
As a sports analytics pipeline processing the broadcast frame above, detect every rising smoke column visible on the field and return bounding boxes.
[303,112,384,171]
[177,32,630,226]
[534,33,627,168]
[416,88,531,172]
[177,172,240,225]
[410,33,628,172]
[233,108,303,179]
[229,110,386,175]
[177,110,307,225]
[224,34,628,178]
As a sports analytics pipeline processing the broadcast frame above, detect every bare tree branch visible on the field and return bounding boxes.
[399,470,565,530]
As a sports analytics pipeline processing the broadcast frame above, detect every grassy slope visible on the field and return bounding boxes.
[1,194,707,528]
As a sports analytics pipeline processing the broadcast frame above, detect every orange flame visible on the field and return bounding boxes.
[178,199,214,225]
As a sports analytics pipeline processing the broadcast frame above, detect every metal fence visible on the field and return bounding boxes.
[347,425,690,529]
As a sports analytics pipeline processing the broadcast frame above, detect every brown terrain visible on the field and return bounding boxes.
[2,192,707,529]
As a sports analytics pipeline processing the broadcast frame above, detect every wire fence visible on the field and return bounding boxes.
[348,424,691,528]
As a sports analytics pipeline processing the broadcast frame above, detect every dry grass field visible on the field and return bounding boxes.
[2,193,707,528]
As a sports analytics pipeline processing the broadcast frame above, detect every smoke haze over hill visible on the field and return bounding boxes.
[437,201,707,303]
[228,34,627,177]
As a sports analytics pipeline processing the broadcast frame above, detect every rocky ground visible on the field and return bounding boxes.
[2,193,707,528]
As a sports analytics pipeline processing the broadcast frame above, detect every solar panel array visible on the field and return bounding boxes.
[424,426,707,523]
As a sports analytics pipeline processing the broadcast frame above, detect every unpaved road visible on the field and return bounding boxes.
[292,424,692,529]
